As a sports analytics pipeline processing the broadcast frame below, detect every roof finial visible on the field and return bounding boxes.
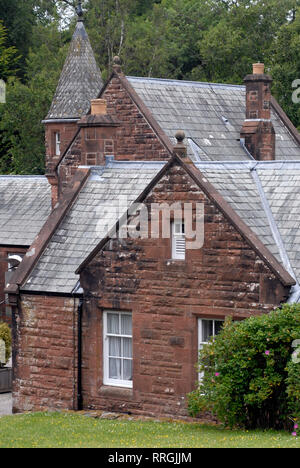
[76,1,84,22]
[113,56,123,74]
[174,130,187,158]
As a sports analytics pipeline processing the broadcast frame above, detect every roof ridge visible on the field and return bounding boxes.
[0,175,49,179]
[127,76,244,89]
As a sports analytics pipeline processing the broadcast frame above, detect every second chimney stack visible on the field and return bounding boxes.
[240,63,276,161]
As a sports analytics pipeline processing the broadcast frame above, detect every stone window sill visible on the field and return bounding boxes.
[99,386,134,400]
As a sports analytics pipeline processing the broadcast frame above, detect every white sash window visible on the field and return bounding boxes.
[103,311,133,388]
[198,319,224,381]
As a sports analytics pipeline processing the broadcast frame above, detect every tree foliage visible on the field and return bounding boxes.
[0,21,20,80]
[1,0,300,174]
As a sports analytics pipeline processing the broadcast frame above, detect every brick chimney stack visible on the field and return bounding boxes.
[240,63,276,161]
[77,98,120,166]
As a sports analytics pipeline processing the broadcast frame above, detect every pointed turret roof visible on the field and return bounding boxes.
[45,17,103,121]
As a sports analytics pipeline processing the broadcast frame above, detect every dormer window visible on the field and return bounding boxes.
[172,221,186,260]
[55,132,61,156]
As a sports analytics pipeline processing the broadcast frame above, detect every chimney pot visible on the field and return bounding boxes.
[253,63,265,75]
[91,99,107,115]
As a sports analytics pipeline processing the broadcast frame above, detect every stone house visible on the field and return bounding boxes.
[4,15,300,417]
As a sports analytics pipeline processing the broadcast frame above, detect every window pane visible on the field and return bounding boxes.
[121,314,132,336]
[107,314,119,334]
[123,338,132,358]
[202,320,213,343]
[123,359,132,381]
[215,321,224,336]
[109,337,121,357]
[109,358,121,380]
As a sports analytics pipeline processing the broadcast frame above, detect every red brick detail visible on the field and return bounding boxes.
[102,77,169,161]
[13,295,78,413]
[241,74,275,160]
[58,132,82,193]
[78,165,289,418]
[57,77,170,191]
[45,122,78,173]
[241,120,276,161]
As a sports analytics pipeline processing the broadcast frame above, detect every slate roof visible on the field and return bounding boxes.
[46,21,103,121]
[195,161,300,290]
[257,166,300,283]
[127,77,300,162]
[22,161,166,294]
[0,176,51,246]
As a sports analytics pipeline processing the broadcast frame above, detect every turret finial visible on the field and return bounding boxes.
[76,1,84,22]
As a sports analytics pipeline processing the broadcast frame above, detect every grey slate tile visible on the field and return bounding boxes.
[128,77,300,162]
[0,176,51,246]
[46,21,103,120]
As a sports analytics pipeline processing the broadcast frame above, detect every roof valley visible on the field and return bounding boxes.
[250,167,297,282]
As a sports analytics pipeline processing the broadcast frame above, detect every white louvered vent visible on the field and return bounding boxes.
[172,221,186,260]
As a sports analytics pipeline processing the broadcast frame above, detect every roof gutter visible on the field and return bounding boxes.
[42,119,79,124]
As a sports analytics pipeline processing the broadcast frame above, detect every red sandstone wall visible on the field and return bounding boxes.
[58,76,170,189]
[45,122,78,174]
[79,164,289,418]
[12,295,79,413]
[103,76,169,161]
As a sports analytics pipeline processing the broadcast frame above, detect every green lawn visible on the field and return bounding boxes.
[0,412,299,448]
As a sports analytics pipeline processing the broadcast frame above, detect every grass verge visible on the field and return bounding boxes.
[0,412,299,448]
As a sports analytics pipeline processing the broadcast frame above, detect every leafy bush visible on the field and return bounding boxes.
[0,322,11,366]
[188,304,300,430]
[286,355,300,435]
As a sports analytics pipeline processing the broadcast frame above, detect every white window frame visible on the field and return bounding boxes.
[198,318,224,381]
[198,318,224,348]
[172,220,186,260]
[55,132,61,156]
[103,311,133,389]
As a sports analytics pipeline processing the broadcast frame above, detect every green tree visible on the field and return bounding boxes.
[0,24,67,174]
[0,21,20,80]
[271,7,300,130]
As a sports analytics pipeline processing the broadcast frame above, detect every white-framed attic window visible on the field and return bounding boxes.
[172,221,186,260]
[103,311,133,388]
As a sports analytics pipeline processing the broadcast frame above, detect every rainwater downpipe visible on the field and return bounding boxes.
[77,297,83,411]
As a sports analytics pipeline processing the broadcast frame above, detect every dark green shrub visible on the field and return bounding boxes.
[286,352,300,435]
[187,304,300,430]
[0,322,11,366]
